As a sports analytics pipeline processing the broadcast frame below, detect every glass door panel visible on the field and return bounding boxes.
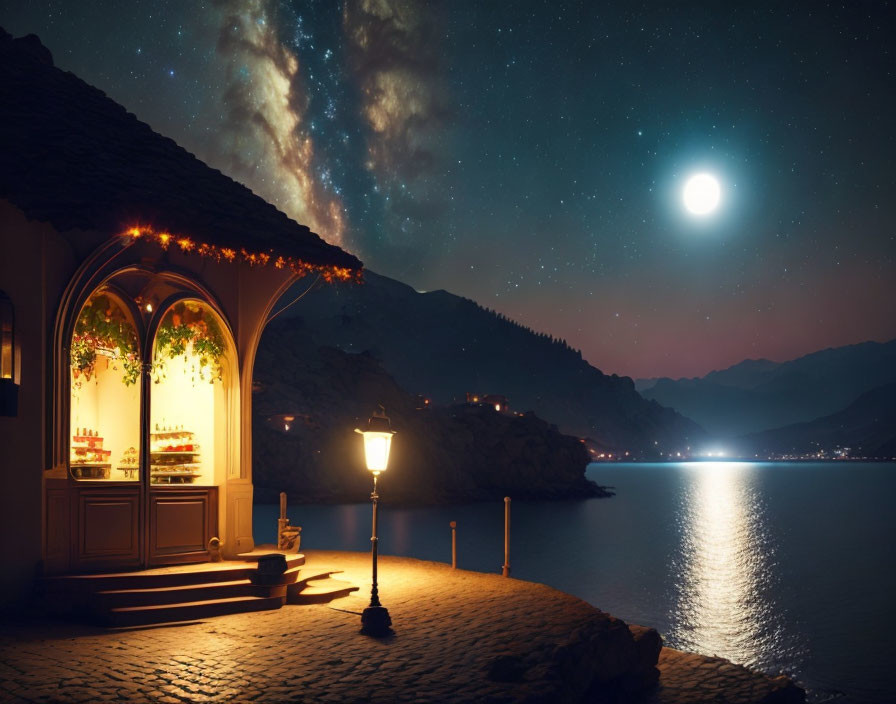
[150,300,232,487]
[69,291,141,481]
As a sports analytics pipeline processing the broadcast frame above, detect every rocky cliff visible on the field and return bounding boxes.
[252,320,609,504]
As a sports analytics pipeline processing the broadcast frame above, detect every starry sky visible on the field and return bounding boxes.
[2,1,894,379]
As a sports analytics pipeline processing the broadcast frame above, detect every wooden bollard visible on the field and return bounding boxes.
[278,492,289,549]
[450,521,457,569]
[502,497,511,577]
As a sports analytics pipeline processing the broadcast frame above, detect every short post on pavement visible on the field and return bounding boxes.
[450,521,457,569]
[502,496,511,577]
[355,406,396,636]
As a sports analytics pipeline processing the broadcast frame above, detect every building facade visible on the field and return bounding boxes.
[0,30,361,604]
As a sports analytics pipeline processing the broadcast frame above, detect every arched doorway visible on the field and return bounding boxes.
[149,298,237,487]
[145,298,239,565]
[64,276,241,570]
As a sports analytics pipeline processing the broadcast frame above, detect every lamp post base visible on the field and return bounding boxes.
[360,606,393,637]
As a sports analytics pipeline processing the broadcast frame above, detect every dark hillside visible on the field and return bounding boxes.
[736,382,896,458]
[252,320,609,504]
[639,340,896,437]
[276,271,703,454]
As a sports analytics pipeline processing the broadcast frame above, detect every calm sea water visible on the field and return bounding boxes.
[254,462,896,704]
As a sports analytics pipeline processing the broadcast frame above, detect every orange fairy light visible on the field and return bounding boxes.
[118,225,361,283]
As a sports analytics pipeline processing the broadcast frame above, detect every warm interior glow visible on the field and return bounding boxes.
[150,300,233,486]
[362,432,393,472]
[0,338,11,379]
[70,293,141,481]
[0,294,12,380]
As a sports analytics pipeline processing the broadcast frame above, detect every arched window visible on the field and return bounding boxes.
[149,299,236,486]
[69,290,142,481]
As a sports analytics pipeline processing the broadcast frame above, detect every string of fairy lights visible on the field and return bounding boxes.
[120,226,361,283]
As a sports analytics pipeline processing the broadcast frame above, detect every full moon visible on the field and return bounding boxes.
[683,173,721,215]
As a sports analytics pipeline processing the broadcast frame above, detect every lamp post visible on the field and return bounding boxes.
[355,406,395,636]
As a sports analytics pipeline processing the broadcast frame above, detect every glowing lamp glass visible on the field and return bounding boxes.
[362,431,393,472]
[356,410,396,473]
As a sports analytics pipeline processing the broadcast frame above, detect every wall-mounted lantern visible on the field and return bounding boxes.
[0,290,18,417]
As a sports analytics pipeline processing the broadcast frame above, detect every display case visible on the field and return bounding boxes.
[150,427,202,484]
[70,429,112,479]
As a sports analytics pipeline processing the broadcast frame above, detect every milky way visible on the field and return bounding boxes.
[342,0,451,248]
[212,0,345,246]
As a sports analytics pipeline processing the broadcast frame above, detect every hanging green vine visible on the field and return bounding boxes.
[152,301,226,384]
[71,294,141,386]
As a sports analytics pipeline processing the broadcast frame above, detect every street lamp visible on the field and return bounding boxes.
[355,406,395,636]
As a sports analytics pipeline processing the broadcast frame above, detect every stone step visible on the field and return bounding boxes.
[103,595,285,628]
[40,554,305,594]
[91,567,302,609]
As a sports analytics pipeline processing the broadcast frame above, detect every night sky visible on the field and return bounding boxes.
[2,1,894,379]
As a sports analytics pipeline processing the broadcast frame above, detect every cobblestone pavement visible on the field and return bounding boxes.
[0,551,801,703]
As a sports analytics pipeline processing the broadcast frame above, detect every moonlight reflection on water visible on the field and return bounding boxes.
[667,462,790,670]
[257,461,895,702]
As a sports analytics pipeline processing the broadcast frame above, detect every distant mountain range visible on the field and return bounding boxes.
[276,271,703,454]
[735,382,896,458]
[637,340,896,438]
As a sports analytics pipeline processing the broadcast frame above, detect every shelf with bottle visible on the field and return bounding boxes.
[150,424,201,454]
[71,426,112,478]
[150,465,203,484]
[150,424,202,483]
[116,446,139,479]
[71,427,107,451]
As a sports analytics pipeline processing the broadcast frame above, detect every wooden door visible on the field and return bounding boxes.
[70,484,142,572]
[147,487,218,566]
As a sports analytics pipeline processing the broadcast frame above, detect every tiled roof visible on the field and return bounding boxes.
[0,29,362,274]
